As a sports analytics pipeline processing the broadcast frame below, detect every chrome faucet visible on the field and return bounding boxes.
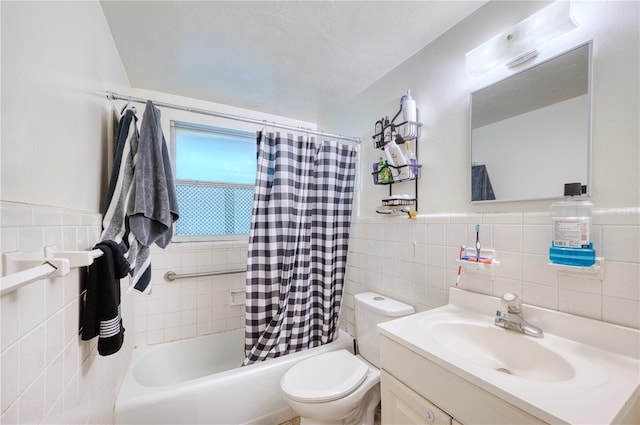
[494,293,543,338]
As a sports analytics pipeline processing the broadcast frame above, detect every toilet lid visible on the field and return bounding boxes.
[280,350,369,403]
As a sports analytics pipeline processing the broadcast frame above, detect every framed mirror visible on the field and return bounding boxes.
[470,41,592,202]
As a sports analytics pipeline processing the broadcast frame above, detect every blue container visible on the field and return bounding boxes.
[549,243,595,267]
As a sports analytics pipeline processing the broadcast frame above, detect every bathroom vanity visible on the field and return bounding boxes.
[378,288,640,424]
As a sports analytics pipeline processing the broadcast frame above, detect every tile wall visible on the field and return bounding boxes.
[134,241,248,347]
[339,208,640,336]
[119,207,639,350]
[0,201,135,425]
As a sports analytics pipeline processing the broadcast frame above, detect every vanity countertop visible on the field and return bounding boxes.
[378,288,640,424]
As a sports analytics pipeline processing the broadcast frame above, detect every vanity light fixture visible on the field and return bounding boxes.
[466,1,578,76]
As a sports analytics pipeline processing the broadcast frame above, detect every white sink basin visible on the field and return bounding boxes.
[378,288,640,425]
[431,322,575,382]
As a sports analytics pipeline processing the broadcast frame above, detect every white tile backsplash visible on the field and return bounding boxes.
[0,201,134,424]
[602,296,640,329]
[603,261,640,300]
[559,288,602,320]
[522,254,557,286]
[427,223,446,245]
[446,223,467,247]
[522,224,552,255]
[493,224,522,253]
[603,225,640,263]
[340,208,640,333]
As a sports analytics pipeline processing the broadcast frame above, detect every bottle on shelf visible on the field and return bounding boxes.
[401,90,417,139]
[376,157,393,184]
[549,183,595,267]
[384,129,411,181]
[404,140,418,179]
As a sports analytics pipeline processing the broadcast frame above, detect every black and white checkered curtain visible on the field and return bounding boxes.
[243,131,357,365]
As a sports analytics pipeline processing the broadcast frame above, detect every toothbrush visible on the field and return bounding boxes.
[475,224,481,263]
[455,244,464,286]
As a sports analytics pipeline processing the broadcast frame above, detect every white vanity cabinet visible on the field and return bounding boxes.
[381,370,452,425]
[380,335,544,425]
[378,288,640,424]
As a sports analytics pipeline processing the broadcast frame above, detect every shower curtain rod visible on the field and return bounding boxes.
[105,91,361,144]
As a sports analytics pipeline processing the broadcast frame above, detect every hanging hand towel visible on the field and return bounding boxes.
[128,100,179,248]
[101,106,144,274]
[126,101,179,293]
[81,241,130,356]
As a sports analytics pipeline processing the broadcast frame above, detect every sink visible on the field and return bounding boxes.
[377,288,640,425]
[430,322,575,382]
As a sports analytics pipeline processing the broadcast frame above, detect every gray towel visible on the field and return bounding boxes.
[101,106,147,292]
[471,164,496,201]
[128,101,179,249]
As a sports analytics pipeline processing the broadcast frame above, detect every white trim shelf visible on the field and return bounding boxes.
[548,257,605,279]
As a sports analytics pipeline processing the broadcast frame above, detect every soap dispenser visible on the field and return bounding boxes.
[401,90,417,139]
[549,183,595,266]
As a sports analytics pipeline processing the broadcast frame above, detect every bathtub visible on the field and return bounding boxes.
[114,328,354,425]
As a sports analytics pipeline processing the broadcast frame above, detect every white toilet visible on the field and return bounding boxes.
[280,293,414,425]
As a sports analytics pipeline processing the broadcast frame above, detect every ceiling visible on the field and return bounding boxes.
[100,1,487,122]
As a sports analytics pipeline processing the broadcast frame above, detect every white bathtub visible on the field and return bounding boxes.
[114,329,354,425]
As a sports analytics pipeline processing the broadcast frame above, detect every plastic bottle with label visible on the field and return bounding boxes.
[404,140,418,179]
[401,90,417,139]
[549,183,595,266]
[383,137,410,181]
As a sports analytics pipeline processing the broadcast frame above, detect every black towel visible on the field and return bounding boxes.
[81,240,130,356]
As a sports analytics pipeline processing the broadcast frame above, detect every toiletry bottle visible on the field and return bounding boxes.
[378,159,392,184]
[384,134,410,181]
[374,157,385,184]
[549,183,595,266]
[402,90,417,139]
[383,117,391,145]
[404,140,418,179]
[372,161,378,185]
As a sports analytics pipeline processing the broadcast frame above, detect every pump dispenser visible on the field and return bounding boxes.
[401,90,417,139]
[549,183,595,266]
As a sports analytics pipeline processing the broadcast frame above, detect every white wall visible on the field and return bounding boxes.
[1,2,134,424]
[319,0,639,214]
[316,1,639,334]
[1,0,130,212]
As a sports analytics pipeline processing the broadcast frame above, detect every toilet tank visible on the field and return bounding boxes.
[354,292,414,367]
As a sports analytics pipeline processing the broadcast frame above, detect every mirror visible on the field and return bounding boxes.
[470,42,592,202]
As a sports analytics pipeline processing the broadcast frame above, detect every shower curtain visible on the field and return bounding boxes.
[243,131,357,365]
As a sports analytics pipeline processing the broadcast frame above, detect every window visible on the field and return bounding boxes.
[172,121,256,241]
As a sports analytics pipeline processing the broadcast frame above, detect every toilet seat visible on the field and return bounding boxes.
[281,350,369,403]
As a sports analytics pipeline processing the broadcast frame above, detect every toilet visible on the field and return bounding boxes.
[280,293,414,425]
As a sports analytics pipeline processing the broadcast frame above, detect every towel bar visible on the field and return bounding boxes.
[1,248,104,296]
[44,246,103,267]
[0,262,59,296]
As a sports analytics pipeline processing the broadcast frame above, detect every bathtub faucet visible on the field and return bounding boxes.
[494,293,543,338]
